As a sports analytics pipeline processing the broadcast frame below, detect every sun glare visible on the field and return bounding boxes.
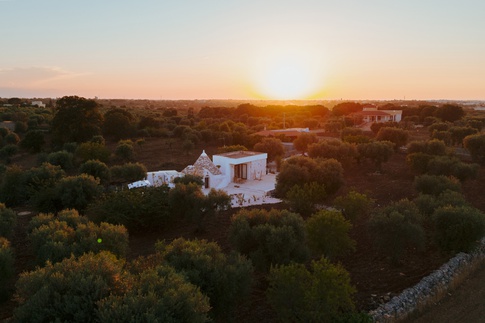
[251,51,325,100]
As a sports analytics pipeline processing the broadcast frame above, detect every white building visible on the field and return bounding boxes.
[31,101,46,108]
[352,107,402,123]
[146,170,184,188]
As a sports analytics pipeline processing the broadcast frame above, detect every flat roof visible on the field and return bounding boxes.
[214,150,266,159]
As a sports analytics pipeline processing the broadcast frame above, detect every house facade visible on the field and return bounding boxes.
[352,107,402,123]
[213,150,267,187]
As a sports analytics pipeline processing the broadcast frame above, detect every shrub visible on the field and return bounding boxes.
[0,237,14,301]
[46,150,74,170]
[20,129,45,152]
[414,174,461,196]
[54,174,102,212]
[464,134,485,165]
[357,140,394,172]
[286,182,327,216]
[79,159,110,184]
[308,139,358,167]
[427,155,479,181]
[375,127,408,150]
[407,139,447,156]
[0,203,16,238]
[115,140,135,162]
[267,257,356,323]
[0,165,26,206]
[96,265,210,323]
[414,190,467,217]
[229,208,308,271]
[76,141,110,163]
[109,162,147,184]
[14,252,127,322]
[88,186,171,231]
[334,190,375,222]
[306,210,355,260]
[433,206,485,253]
[369,200,425,264]
[29,209,128,265]
[406,152,433,174]
[155,238,253,319]
[253,137,285,162]
[173,174,204,185]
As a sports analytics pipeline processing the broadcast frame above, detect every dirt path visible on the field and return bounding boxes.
[405,263,485,323]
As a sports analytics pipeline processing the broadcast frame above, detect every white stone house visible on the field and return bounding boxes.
[352,107,402,123]
[181,150,267,190]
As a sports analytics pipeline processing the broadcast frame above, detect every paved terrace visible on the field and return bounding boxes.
[202,173,281,207]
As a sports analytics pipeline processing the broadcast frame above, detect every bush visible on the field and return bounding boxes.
[155,238,253,319]
[115,140,135,162]
[88,186,171,231]
[414,190,467,217]
[267,257,356,323]
[308,139,358,167]
[109,162,147,184]
[76,141,110,163]
[54,174,102,212]
[173,174,204,185]
[357,141,394,172]
[427,155,479,181]
[96,265,210,323]
[406,152,434,174]
[369,200,425,264]
[14,252,127,322]
[275,156,344,197]
[29,209,128,265]
[79,159,110,184]
[286,182,327,216]
[407,139,447,156]
[464,134,485,165]
[229,208,309,271]
[433,206,485,253]
[46,150,74,170]
[0,237,14,301]
[376,127,408,150]
[306,210,355,260]
[333,190,374,222]
[414,174,461,196]
[20,130,46,153]
[0,203,16,238]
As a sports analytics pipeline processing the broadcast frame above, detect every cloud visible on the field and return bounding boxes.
[0,66,89,87]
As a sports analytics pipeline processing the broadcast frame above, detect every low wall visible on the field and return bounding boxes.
[369,237,485,322]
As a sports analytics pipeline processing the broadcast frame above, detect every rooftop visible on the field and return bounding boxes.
[214,150,266,159]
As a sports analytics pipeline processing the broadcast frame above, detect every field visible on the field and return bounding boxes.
[3,126,484,321]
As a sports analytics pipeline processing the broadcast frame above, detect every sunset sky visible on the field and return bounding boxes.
[1,0,485,100]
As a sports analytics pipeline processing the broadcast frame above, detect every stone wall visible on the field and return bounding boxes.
[369,238,485,322]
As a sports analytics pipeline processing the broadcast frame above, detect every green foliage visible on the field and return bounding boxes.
[102,108,136,140]
[46,150,74,170]
[173,174,204,185]
[414,174,461,196]
[253,137,285,162]
[357,140,394,171]
[217,144,248,154]
[369,200,425,264]
[293,132,318,153]
[267,257,356,323]
[406,152,433,173]
[449,126,477,146]
[375,127,408,150]
[96,265,210,323]
[88,186,171,231]
[156,238,253,319]
[79,159,110,184]
[229,208,308,271]
[110,162,147,184]
[407,139,447,156]
[286,182,327,216]
[414,190,467,217]
[168,183,231,228]
[0,203,16,238]
[0,237,14,301]
[3,132,19,145]
[306,210,355,260]
[370,121,399,135]
[276,156,344,198]
[115,139,135,162]
[20,130,45,153]
[54,174,102,212]
[14,252,127,322]
[428,122,450,134]
[434,104,465,122]
[308,139,358,167]
[51,96,103,144]
[24,163,66,212]
[464,133,485,165]
[427,155,479,181]
[433,206,485,253]
[29,209,128,265]
[0,165,27,206]
[76,141,111,163]
[334,190,375,222]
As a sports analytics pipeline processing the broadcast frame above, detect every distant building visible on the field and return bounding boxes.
[351,107,402,124]
[146,170,184,188]
[31,101,46,108]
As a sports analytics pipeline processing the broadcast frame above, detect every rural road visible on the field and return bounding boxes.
[405,263,485,323]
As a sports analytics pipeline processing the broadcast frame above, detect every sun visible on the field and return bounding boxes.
[251,51,324,100]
